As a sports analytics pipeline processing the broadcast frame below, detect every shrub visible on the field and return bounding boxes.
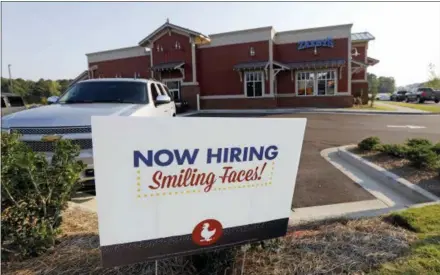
[379,144,409,158]
[40,97,47,105]
[358,136,381,151]
[431,142,440,155]
[406,145,439,169]
[1,132,85,260]
[405,138,432,148]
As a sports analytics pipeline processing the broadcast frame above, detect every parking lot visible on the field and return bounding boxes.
[186,112,440,208]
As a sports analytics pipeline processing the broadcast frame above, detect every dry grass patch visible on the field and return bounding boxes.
[2,207,417,275]
[244,218,416,275]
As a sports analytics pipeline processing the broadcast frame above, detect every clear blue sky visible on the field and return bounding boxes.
[2,2,439,86]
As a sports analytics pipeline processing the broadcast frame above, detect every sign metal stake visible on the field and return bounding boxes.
[240,249,247,275]
[155,260,158,275]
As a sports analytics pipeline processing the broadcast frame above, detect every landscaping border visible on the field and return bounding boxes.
[337,145,440,203]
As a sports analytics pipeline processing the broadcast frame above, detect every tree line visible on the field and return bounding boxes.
[1,77,72,104]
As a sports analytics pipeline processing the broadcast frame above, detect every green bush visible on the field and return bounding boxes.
[379,144,409,158]
[406,145,439,170]
[358,136,381,151]
[405,138,432,148]
[1,132,85,260]
[431,142,440,155]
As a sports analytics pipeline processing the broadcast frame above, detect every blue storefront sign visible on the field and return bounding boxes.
[298,37,334,50]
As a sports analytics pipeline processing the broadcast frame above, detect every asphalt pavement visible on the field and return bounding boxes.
[190,112,440,208]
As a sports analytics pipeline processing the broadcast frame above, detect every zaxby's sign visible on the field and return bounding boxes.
[91,116,306,267]
[298,37,334,50]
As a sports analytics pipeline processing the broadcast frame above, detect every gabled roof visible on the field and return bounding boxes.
[138,21,210,46]
[351,32,375,42]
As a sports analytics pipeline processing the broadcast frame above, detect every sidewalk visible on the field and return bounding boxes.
[374,101,428,113]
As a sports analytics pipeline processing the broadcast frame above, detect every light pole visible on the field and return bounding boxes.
[8,64,13,93]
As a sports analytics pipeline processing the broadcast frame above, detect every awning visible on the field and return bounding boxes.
[233,61,268,71]
[287,59,346,70]
[367,57,379,66]
[151,61,184,71]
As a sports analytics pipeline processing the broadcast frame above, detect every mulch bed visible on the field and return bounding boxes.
[1,206,416,275]
[350,148,440,197]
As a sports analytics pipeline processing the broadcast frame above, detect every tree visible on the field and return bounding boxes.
[367,73,377,92]
[378,76,395,94]
[426,63,440,89]
[370,77,379,107]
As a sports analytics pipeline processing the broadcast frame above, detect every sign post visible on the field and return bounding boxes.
[91,116,306,267]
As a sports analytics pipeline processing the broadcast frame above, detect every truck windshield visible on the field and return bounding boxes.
[58,81,149,104]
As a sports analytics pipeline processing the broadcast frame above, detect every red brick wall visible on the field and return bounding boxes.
[352,43,367,80]
[89,55,150,78]
[201,98,276,109]
[352,63,366,80]
[152,31,192,82]
[352,82,369,104]
[277,95,353,108]
[274,38,349,93]
[197,41,270,96]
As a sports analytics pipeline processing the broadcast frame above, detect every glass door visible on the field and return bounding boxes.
[164,80,181,101]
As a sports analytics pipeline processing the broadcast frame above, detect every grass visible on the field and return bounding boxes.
[373,204,440,275]
[2,204,439,275]
[385,101,440,113]
[350,104,396,111]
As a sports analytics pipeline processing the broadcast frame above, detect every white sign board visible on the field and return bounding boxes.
[91,116,306,267]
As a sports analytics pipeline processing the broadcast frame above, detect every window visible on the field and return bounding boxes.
[296,70,337,96]
[159,84,174,101]
[7,96,25,107]
[297,72,315,96]
[316,70,336,96]
[150,83,160,102]
[1,98,6,108]
[164,80,181,101]
[57,81,148,104]
[244,71,264,97]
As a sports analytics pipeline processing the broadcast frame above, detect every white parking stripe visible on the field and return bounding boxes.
[387,125,426,129]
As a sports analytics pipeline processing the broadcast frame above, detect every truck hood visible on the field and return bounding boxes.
[2,103,142,128]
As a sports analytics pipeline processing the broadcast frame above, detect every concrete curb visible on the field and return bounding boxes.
[181,109,438,116]
[337,145,440,203]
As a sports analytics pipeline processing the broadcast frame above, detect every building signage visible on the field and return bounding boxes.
[91,116,306,268]
[298,37,334,50]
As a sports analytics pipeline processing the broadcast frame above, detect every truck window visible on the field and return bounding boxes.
[1,98,6,108]
[8,96,25,107]
[159,84,174,101]
[150,83,160,101]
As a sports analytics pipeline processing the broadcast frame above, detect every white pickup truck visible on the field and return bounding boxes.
[1,93,27,116]
[1,78,176,186]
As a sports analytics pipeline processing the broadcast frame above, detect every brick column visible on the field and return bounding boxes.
[181,85,200,110]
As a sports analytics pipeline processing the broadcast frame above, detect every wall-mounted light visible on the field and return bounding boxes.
[314,47,318,55]
[160,46,163,52]
[175,41,181,50]
[156,44,160,52]
[249,47,255,57]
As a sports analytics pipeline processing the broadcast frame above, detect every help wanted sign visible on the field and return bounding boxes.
[91,116,306,267]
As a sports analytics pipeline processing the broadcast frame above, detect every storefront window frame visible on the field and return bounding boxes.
[244,71,265,98]
[295,69,338,96]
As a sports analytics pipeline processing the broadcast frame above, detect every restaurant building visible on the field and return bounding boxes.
[78,20,379,109]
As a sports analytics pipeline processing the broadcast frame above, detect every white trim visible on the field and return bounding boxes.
[295,69,338,96]
[191,37,197,83]
[269,38,274,96]
[86,46,149,63]
[352,80,368,83]
[364,42,368,81]
[275,24,352,44]
[200,93,351,100]
[243,71,265,98]
[181,82,199,86]
[200,94,274,100]
[150,48,154,78]
[199,27,272,48]
[348,27,352,95]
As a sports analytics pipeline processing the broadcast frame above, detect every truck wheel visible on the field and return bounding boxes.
[435,99,439,103]
[418,97,424,104]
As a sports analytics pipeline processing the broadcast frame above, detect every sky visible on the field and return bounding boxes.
[1,2,440,86]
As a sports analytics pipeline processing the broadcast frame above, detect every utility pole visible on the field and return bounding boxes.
[8,64,13,93]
